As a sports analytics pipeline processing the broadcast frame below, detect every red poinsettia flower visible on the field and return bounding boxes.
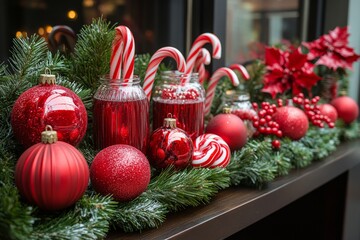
[262,47,321,98]
[303,26,360,70]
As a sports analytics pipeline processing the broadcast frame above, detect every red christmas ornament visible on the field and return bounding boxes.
[273,106,309,140]
[331,96,359,124]
[15,126,89,211]
[11,71,87,148]
[90,144,151,202]
[148,116,193,169]
[206,108,247,151]
[318,103,338,123]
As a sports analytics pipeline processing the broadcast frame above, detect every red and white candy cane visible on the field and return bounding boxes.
[192,134,231,168]
[204,67,239,115]
[194,48,211,84]
[110,26,135,81]
[185,33,222,77]
[229,63,250,80]
[143,47,186,100]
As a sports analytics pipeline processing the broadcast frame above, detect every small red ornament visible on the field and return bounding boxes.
[318,103,338,123]
[11,70,87,148]
[331,96,359,124]
[90,144,151,202]
[206,108,247,151]
[15,126,89,211]
[192,133,231,168]
[273,106,309,140]
[148,115,193,169]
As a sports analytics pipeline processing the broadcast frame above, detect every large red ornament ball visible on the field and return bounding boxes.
[148,119,193,170]
[273,106,309,140]
[15,128,89,211]
[331,96,359,124]
[11,83,87,148]
[318,103,338,123]
[205,112,247,151]
[90,144,151,202]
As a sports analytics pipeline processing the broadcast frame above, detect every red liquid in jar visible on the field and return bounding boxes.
[93,98,149,153]
[152,99,204,141]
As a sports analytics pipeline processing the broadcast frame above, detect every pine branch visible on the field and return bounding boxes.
[301,127,340,160]
[0,183,35,240]
[31,194,117,240]
[134,54,151,86]
[227,140,277,187]
[280,138,314,169]
[68,17,115,92]
[7,35,48,82]
[337,121,360,140]
[113,197,167,232]
[144,167,230,211]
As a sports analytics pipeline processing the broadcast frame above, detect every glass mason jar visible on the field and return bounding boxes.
[152,71,205,141]
[226,90,257,138]
[93,75,149,153]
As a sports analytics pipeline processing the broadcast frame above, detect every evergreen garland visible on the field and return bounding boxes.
[0,18,359,239]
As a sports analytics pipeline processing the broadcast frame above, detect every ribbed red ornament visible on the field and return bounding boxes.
[15,126,89,211]
[11,71,87,148]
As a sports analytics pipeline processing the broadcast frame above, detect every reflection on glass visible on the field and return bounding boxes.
[226,0,300,65]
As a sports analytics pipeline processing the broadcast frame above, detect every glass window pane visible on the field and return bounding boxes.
[225,0,300,65]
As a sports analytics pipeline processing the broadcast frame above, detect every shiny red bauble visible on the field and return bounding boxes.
[15,127,89,211]
[273,106,309,140]
[331,96,359,124]
[318,103,338,123]
[90,144,151,202]
[205,112,247,151]
[148,118,193,169]
[11,79,87,148]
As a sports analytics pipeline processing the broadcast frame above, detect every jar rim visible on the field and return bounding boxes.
[100,74,141,84]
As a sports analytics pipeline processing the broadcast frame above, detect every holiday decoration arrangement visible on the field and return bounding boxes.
[0,18,359,239]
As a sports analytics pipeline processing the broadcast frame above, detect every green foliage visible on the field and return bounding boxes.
[67,17,115,92]
[227,140,278,187]
[113,197,167,232]
[31,194,117,240]
[144,167,230,211]
[0,184,35,240]
[245,60,267,103]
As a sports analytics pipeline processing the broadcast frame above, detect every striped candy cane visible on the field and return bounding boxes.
[204,67,239,115]
[192,134,231,168]
[186,33,221,76]
[229,63,250,80]
[194,48,211,84]
[110,26,135,81]
[143,47,186,100]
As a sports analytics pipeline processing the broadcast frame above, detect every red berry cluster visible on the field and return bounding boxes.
[251,101,282,149]
[292,93,335,128]
[231,109,256,121]
[161,86,200,100]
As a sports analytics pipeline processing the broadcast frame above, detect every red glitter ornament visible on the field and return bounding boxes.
[148,115,193,169]
[90,144,151,202]
[273,106,309,140]
[331,96,359,124]
[15,126,89,211]
[11,71,87,148]
[206,108,247,151]
[318,103,338,123]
